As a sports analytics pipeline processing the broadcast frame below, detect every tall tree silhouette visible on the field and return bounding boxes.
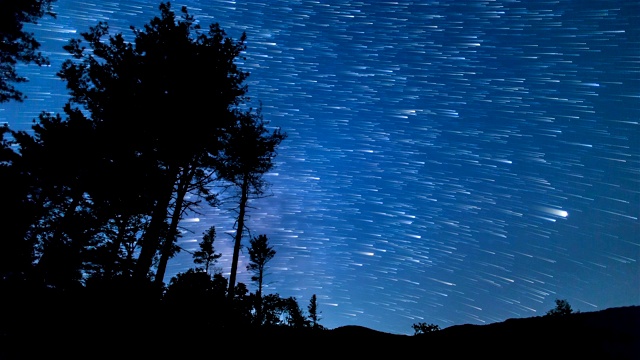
[218,106,286,300]
[0,0,56,102]
[7,109,102,289]
[193,226,222,275]
[284,296,309,329]
[307,294,322,329]
[246,234,276,325]
[0,126,41,283]
[56,2,250,285]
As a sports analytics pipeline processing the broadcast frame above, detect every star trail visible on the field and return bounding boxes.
[2,0,638,335]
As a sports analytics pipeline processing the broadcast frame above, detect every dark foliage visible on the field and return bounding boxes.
[412,322,441,335]
[44,1,254,287]
[0,2,283,293]
[546,298,575,317]
[246,233,276,325]
[0,0,56,102]
[221,106,287,299]
[163,269,229,327]
[247,234,275,292]
[308,294,324,330]
[0,4,300,351]
[0,126,39,283]
[193,225,222,274]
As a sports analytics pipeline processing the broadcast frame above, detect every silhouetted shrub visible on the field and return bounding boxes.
[412,322,441,335]
[546,298,574,317]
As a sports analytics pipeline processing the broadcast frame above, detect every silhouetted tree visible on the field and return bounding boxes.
[258,293,308,328]
[218,106,286,300]
[163,269,228,329]
[261,293,285,327]
[0,126,39,283]
[412,322,440,335]
[307,294,323,330]
[0,0,56,102]
[246,234,276,325]
[55,2,250,286]
[230,282,254,327]
[164,269,227,307]
[8,110,102,289]
[546,298,574,317]
[284,296,309,329]
[193,226,222,275]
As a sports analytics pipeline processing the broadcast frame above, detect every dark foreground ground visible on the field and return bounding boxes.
[1,305,638,359]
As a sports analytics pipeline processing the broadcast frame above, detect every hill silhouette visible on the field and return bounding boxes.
[2,304,637,359]
[262,306,640,358]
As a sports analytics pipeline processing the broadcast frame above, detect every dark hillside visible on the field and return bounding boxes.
[254,306,640,358]
[413,305,640,358]
[1,305,637,359]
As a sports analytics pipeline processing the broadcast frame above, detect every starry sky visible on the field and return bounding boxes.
[2,0,639,335]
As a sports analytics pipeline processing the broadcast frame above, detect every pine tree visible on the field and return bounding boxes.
[193,226,222,275]
[246,234,276,325]
[219,107,286,299]
[307,294,323,330]
[546,298,574,316]
[0,0,57,102]
[54,2,250,286]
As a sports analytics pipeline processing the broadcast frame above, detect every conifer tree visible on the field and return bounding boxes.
[54,2,250,285]
[0,0,57,102]
[246,234,276,325]
[193,226,222,275]
[218,107,286,300]
[308,294,322,329]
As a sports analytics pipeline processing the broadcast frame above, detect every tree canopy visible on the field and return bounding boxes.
[221,106,287,299]
[193,226,222,275]
[546,299,574,317]
[51,1,255,286]
[0,0,57,102]
[0,1,329,342]
[1,2,285,291]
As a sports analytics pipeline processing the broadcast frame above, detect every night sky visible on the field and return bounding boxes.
[2,0,639,335]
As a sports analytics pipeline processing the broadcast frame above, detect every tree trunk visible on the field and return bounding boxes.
[154,167,194,286]
[134,171,175,282]
[227,173,250,300]
[36,194,81,288]
[257,270,263,325]
[105,215,128,278]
